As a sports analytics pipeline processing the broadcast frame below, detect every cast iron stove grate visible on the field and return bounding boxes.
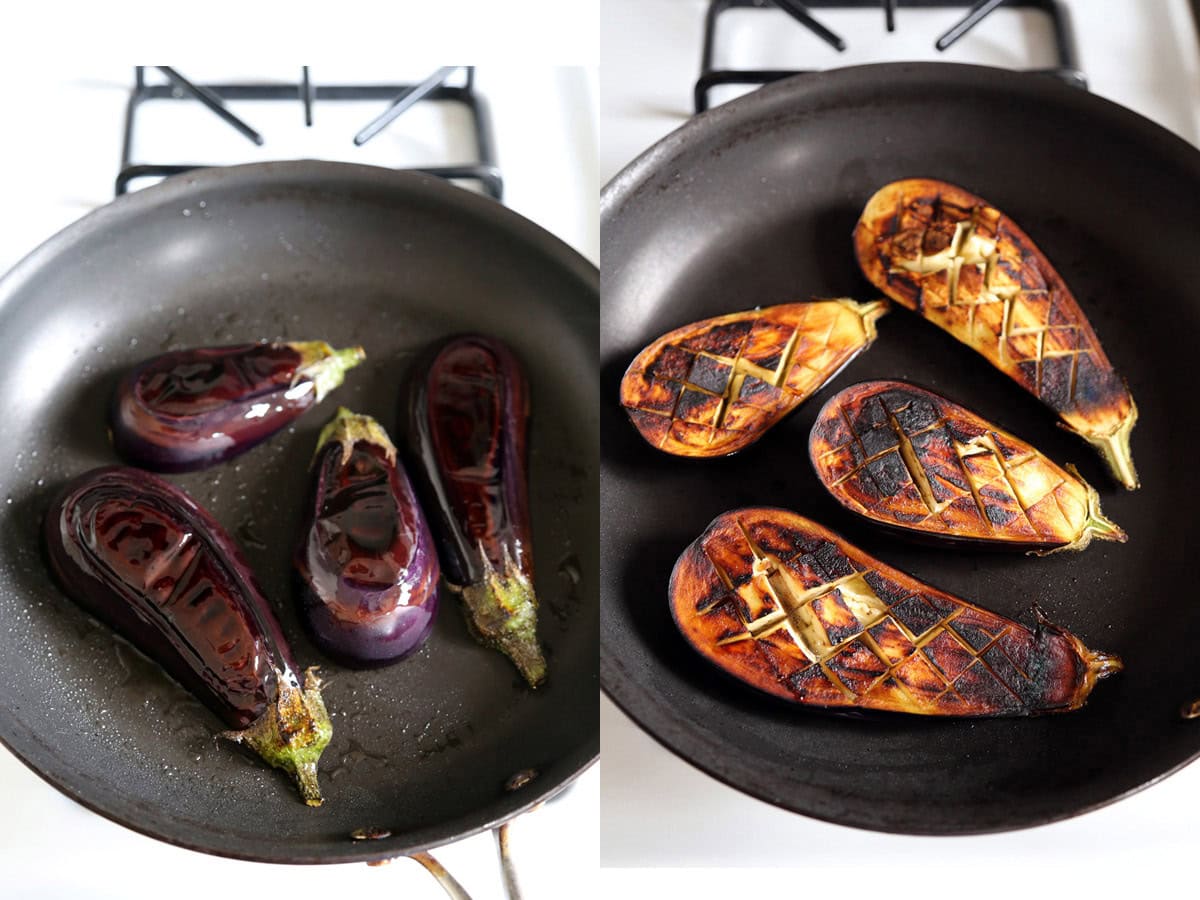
[695,0,1086,113]
[118,66,502,199]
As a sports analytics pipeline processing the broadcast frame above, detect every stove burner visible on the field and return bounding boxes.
[118,66,502,199]
[695,0,1086,113]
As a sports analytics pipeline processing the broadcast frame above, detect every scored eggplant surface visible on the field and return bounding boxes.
[670,508,1121,716]
[809,381,1126,553]
[853,178,1139,490]
[620,299,887,457]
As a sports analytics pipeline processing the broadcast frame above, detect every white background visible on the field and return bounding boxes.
[0,59,598,900]
[599,0,1200,893]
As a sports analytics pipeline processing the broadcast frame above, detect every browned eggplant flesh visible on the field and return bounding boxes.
[620,299,887,457]
[809,381,1126,553]
[670,508,1121,716]
[853,178,1138,489]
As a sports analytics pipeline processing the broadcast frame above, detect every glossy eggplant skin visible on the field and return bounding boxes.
[111,341,365,473]
[44,466,332,805]
[620,299,887,457]
[671,507,1121,716]
[404,335,546,687]
[809,381,1126,554]
[853,179,1139,489]
[295,408,440,668]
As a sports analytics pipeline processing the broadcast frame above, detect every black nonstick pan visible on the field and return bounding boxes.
[600,63,1200,834]
[0,160,597,863]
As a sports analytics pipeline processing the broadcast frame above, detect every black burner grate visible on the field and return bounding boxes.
[118,66,502,199]
[695,0,1085,113]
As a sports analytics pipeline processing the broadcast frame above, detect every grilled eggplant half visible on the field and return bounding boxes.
[809,381,1126,554]
[620,299,887,457]
[853,178,1138,489]
[671,508,1121,716]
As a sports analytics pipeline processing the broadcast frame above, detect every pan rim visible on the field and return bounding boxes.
[2,159,599,312]
[600,61,1200,835]
[0,159,599,864]
[601,61,1200,216]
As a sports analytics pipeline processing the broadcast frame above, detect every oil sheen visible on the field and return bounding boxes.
[307,444,420,617]
[427,342,513,571]
[66,483,274,726]
[136,344,301,415]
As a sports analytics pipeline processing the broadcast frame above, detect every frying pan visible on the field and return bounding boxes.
[600,62,1200,834]
[0,160,598,863]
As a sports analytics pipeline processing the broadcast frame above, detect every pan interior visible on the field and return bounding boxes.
[0,162,598,862]
[601,63,1200,834]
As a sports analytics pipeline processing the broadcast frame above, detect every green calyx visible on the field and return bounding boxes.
[460,546,546,688]
[221,666,333,807]
[290,341,367,404]
[1032,465,1128,556]
[315,406,397,467]
[832,297,889,342]
[1078,399,1139,491]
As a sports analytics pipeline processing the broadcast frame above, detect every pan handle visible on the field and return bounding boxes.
[401,803,544,900]
[493,805,544,900]
[408,852,476,900]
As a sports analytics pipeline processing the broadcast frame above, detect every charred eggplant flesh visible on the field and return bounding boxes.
[671,507,1121,716]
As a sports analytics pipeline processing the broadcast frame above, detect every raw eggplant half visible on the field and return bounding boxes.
[111,340,365,472]
[853,178,1139,489]
[295,408,440,668]
[670,507,1121,717]
[809,381,1126,554]
[404,335,546,688]
[45,467,332,804]
[620,299,887,457]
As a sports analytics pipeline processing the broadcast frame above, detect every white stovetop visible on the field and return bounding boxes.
[600,0,1200,884]
[0,64,597,900]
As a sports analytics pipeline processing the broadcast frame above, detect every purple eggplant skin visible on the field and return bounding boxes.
[295,407,440,668]
[111,340,366,473]
[404,335,546,688]
[43,466,333,806]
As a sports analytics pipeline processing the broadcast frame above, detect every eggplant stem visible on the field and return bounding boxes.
[1086,649,1124,679]
[219,666,333,807]
[1032,607,1122,708]
[1078,400,1139,490]
[408,852,475,900]
[1181,698,1200,720]
[833,297,889,342]
[1032,466,1127,556]
[314,406,397,467]
[460,545,546,688]
[1074,648,1124,708]
[291,341,367,404]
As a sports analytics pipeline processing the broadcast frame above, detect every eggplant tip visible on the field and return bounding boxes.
[836,297,889,341]
[459,559,547,689]
[315,406,397,466]
[1080,403,1139,491]
[293,342,368,404]
[1088,650,1123,679]
[220,666,333,806]
[1029,466,1128,555]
